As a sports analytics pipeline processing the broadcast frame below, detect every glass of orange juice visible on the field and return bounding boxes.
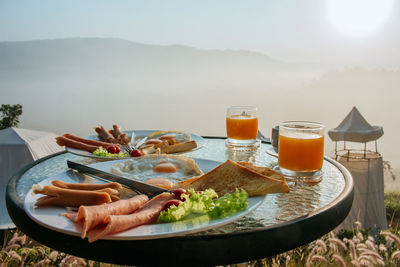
[277,121,325,185]
[225,106,261,150]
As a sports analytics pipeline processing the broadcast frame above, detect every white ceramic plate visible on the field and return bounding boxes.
[24,158,265,240]
[66,130,205,159]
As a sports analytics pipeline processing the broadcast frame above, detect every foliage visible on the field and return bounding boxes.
[385,191,400,223]
[383,160,396,181]
[0,104,23,130]
[2,222,400,267]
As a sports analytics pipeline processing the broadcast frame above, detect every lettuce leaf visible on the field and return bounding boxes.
[92,147,129,158]
[157,188,248,223]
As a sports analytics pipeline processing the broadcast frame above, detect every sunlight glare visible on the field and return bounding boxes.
[327,0,393,37]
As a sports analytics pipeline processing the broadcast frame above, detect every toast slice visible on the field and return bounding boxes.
[236,161,285,182]
[159,140,197,154]
[178,160,289,196]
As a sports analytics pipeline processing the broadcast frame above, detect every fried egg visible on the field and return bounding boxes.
[110,154,203,183]
[147,131,191,143]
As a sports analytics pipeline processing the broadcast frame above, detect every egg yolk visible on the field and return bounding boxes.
[152,162,178,173]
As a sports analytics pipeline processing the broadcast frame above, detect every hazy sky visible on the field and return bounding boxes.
[1,0,399,67]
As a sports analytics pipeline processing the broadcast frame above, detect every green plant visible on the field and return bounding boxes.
[2,221,400,266]
[0,104,23,130]
[385,191,400,228]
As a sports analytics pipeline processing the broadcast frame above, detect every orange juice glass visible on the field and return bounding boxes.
[278,121,325,185]
[225,106,260,150]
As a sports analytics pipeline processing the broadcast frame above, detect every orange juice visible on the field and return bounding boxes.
[226,115,258,140]
[278,133,324,172]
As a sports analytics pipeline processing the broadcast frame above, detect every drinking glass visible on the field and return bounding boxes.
[277,121,325,185]
[225,106,260,150]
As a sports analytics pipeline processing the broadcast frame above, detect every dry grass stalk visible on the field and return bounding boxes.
[381,231,400,247]
[348,239,358,260]
[4,244,20,252]
[332,254,346,267]
[315,239,327,254]
[392,250,400,259]
[351,259,362,267]
[34,259,51,267]
[8,250,22,263]
[360,250,383,261]
[310,255,327,263]
[329,237,347,251]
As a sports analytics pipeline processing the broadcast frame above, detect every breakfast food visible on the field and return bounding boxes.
[61,134,117,150]
[56,134,119,153]
[94,124,130,145]
[63,194,149,239]
[178,160,290,196]
[138,130,197,155]
[155,140,197,154]
[236,161,286,182]
[147,131,192,143]
[58,127,199,157]
[56,136,99,153]
[95,126,116,143]
[86,192,175,243]
[33,184,120,207]
[110,154,203,183]
[33,180,122,207]
[144,177,176,190]
[51,180,122,191]
[108,124,130,145]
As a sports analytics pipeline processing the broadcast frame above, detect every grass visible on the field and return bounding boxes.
[1,224,399,266]
[385,191,400,229]
[1,192,400,266]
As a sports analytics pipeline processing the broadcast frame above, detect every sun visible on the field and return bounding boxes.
[327,0,394,37]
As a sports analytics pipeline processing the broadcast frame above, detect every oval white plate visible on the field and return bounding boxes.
[24,158,265,240]
[66,130,205,159]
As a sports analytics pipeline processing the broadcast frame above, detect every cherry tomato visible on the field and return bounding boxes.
[172,188,188,200]
[114,146,121,154]
[107,146,117,154]
[130,149,141,157]
[162,199,182,211]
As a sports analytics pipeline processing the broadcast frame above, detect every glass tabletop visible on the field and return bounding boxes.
[15,138,347,235]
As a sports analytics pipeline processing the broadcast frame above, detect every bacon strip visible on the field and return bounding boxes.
[62,133,118,149]
[33,185,113,207]
[72,194,149,238]
[51,180,122,191]
[87,193,174,243]
[56,136,99,153]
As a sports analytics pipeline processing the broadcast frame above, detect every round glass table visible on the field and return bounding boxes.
[6,137,353,266]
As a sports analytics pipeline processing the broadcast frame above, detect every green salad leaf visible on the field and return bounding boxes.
[92,147,129,158]
[157,188,248,223]
[208,189,249,219]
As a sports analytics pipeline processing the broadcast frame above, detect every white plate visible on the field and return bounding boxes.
[66,130,205,159]
[24,158,265,240]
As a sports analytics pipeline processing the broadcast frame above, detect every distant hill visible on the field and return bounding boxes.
[0,38,304,87]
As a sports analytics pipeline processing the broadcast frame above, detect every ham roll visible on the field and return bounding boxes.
[87,192,174,243]
[63,194,150,238]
